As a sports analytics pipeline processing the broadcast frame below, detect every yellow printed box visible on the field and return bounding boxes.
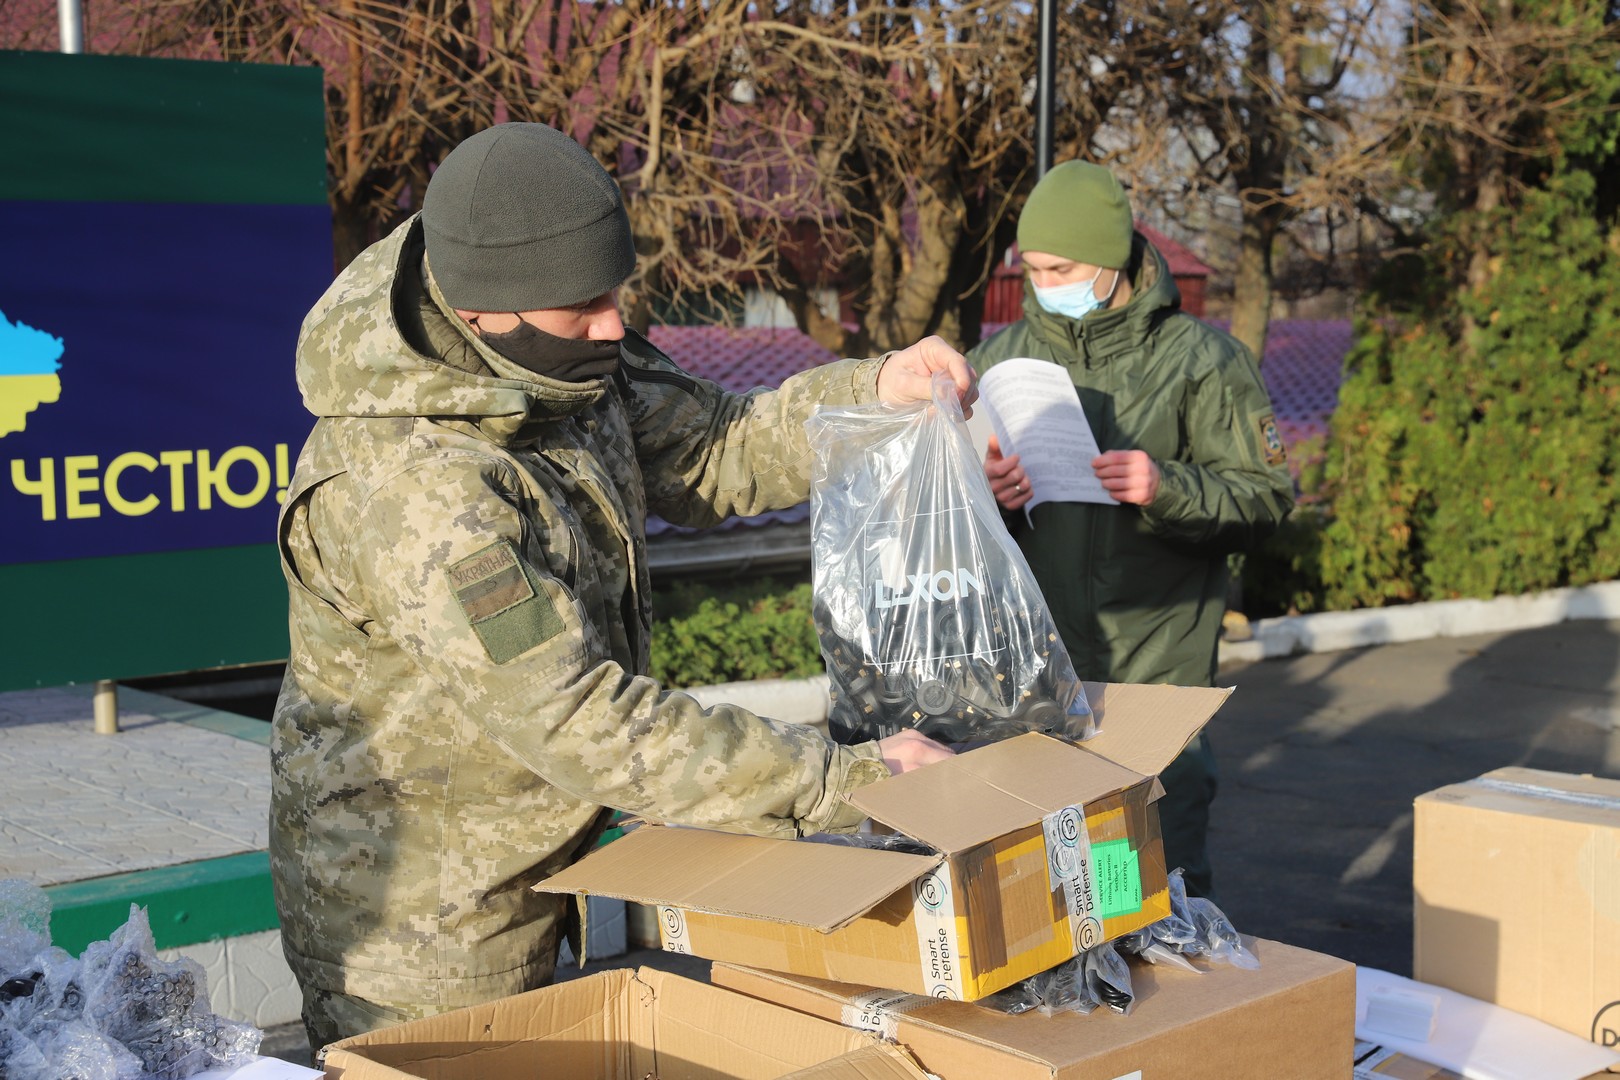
[538,683,1229,1001]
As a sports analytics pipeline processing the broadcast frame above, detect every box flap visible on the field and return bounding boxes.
[775,1044,934,1080]
[714,936,1356,1074]
[1419,766,1620,825]
[534,825,941,931]
[1077,682,1231,778]
[845,732,1148,854]
[322,968,635,1079]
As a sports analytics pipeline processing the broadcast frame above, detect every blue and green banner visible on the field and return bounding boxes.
[0,50,330,690]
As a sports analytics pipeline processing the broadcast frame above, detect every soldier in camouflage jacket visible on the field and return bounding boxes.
[271,124,967,1047]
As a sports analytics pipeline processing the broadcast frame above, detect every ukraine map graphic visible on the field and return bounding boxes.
[0,309,63,437]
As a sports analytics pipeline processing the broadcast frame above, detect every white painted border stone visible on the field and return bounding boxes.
[158,929,301,1029]
[683,582,1620,723]
[1221,580,1620,666]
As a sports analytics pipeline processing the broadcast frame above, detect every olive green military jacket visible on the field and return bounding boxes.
[271,216,889,1013]
[968,235,1294,687]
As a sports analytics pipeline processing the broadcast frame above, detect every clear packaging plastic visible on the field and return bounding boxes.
[1,880,262,1080]
[1118,869,1260,970]
[806,373,1095,746]
[983,940,1135,1016]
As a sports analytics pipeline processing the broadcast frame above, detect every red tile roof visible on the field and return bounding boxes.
[645,325,840,392]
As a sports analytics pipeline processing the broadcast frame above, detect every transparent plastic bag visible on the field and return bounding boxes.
[0,879,52,981]
[807,373,1095,746]
[982,940,1134,1017]
[1,882,262,1080]
[1118,869,1259,970]
[79,905,262,1079]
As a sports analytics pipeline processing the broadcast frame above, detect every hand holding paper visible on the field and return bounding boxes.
[976,357,1120,509]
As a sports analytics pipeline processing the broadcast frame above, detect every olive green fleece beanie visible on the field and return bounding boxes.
[1016,161,1134,270]
[422,123,636,312]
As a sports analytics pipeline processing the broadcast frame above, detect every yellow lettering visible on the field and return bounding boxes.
[276,443,290,505]
[64,455,101,519]
[159,450,193,511]
[198,446,271,510]
[105,452,161,516]
[10,458,57,521]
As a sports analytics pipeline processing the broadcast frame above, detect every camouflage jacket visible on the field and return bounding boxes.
[270,216,889,1013]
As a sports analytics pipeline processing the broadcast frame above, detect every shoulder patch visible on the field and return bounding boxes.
[448,542,533,621]
[448,541,564,663]
[1255,413,1288,466]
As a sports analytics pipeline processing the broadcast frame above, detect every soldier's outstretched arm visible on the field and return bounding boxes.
[618,333,973,529]
[349,454,937,837]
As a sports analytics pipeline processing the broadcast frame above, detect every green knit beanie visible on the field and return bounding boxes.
[422,123,636,312]
[1016,161,1134,270]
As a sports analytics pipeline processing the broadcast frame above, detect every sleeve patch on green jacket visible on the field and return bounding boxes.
[1255,413,1288,466]
[448,542,565,663]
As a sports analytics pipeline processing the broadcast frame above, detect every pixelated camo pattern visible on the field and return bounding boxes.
[271,216,890,1014]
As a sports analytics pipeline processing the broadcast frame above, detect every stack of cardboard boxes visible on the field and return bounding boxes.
[323,683,1364,1079]
[317,681,1620,1079]
[1407,766,1620,1077]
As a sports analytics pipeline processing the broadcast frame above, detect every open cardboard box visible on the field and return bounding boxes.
[712,936,1358,1080]
[538,682,1230,1001]
[320,966,931,1080]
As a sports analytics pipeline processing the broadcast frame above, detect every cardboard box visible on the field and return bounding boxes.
[712,936,1357,1080]
[321,966,927,1080]
[1413,767,1620,1050]
[1352,1043,1614,1080]
[538,683,1230,1001]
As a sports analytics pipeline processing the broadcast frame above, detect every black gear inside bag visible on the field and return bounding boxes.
[806,373,1095,746]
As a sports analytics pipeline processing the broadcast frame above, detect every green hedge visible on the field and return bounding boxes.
[1241,172,1620,614]
[649,575,825,688]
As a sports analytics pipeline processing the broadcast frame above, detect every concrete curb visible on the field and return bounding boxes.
[1218,580,1620,666]
[682,581,1620,722]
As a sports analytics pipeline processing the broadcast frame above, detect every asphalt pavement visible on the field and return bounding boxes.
[258,616,1620,1067]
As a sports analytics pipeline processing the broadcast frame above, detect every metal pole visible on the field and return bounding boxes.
[93,680,120,734]
[58,0,84,54]
[1036,0,1057,177]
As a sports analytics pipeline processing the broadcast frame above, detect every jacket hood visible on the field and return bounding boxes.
[295,215,608,439]
[1020,233,1182,364]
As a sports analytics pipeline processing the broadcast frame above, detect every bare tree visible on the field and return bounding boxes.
[1390,0,1620,342]
[1111,0,1390,363]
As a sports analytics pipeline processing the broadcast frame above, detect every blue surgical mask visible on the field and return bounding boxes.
[1033,268,1115,321]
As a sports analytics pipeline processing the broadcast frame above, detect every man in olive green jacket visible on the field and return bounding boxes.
[969,162,1294,899]
[273,123,967,1049]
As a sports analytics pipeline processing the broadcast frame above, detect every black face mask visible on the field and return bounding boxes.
[478,316,622,384]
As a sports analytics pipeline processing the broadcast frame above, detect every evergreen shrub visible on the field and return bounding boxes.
[1313,173,1620,608]
[649,575,825,688]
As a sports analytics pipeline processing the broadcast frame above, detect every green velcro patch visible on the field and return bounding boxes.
[448,542,533,620]
[1255,413,1287,466]
[448,541,565,663]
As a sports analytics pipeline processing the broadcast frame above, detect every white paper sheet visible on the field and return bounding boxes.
[1355,967,1620,1080]
[975,356,1118,509]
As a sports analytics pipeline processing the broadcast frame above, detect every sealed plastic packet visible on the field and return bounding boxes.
[0,880,261,1080]
[807,372,1094,746]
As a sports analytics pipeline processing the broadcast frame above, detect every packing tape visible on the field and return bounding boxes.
[1043,805,1104,950]
[1464,776,1620,812]
[841,988,930,1041]
[910,861,965,999]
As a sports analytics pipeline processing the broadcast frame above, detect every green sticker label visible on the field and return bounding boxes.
[1091,839,1142,921]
